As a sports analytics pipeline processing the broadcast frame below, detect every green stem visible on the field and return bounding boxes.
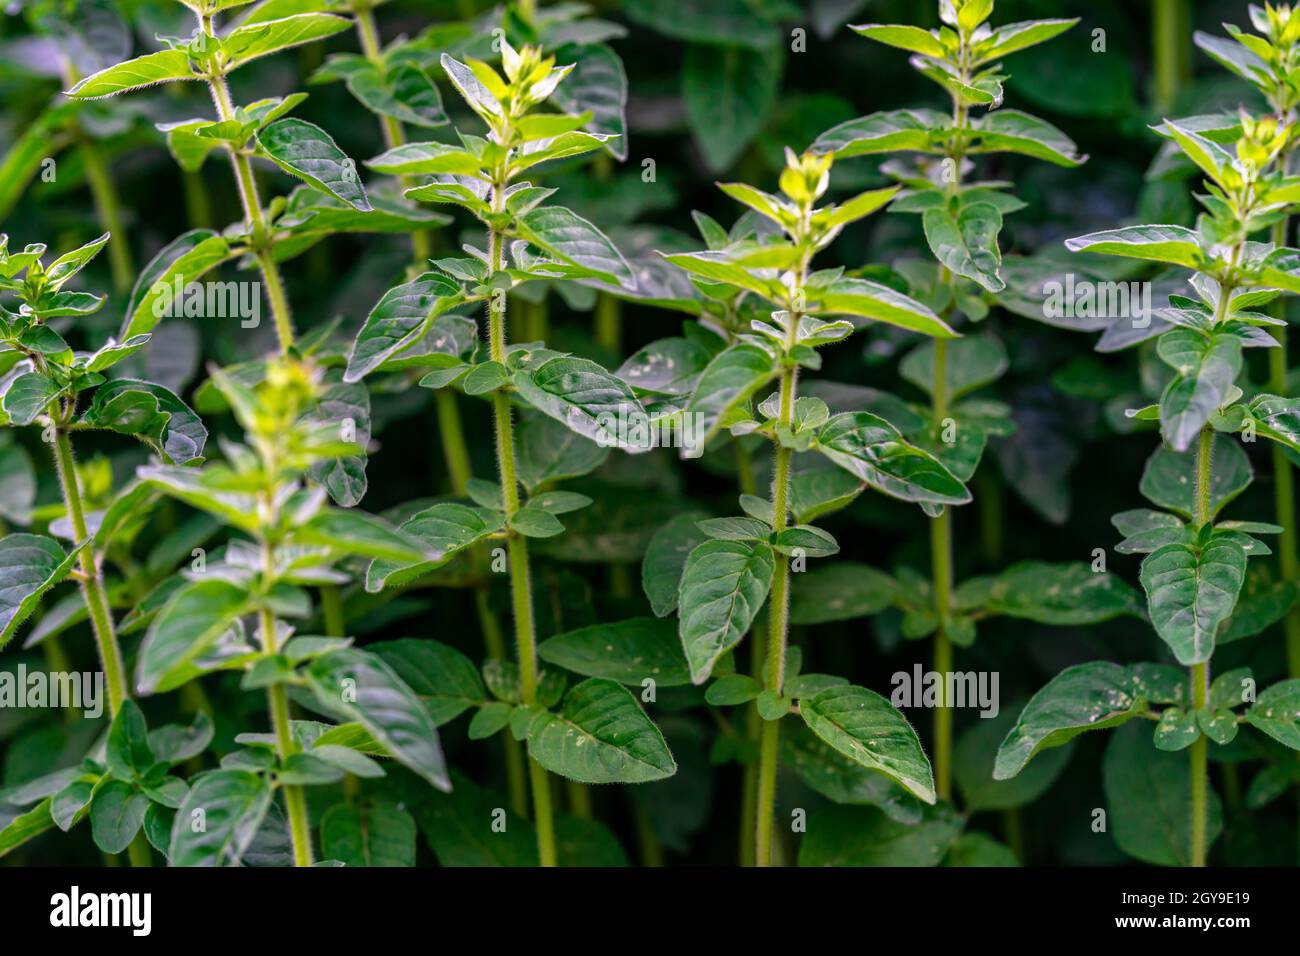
[262,603,313,867]
[1152,0,1191,115]
[1189,424,1215,867]
[78,139,133,295]
[566,779,592,819]
[1268,220,1300,678]
[488,209,555,865]
[595,292,621,354]
[182,169,213,230]
[1189,661,1208,867]
[930,338,955,801]
[755,365,797,867]
[51,429,127,717]
[320,585,345,637]
[59,62,133,295]
[634,800,664,867]
[435,390,473,495]
[126,833,152,868]
[206,71,295,352]
[354,4,432,265]
[41,634,77,723]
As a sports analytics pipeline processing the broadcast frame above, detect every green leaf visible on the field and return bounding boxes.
[3,372,62,427]
[799,684,936,804]
[1139,441,1251,520]
[1245,394,1300,452]
[974,18,1078,62]
[107,700,155,781]
[80,380,207,464]
[677,538,774,684]
[1103,722,1222,866]
[1141,537,1247,666]
[89,781,147,854]
[685,343,779,447]
[955,708,1071,812]
[985,561,1140,625]
[994,662,1179,778]
[223,13,351,71]
[789,562,898,624]
[1064,225,1205,269]
[257,118,371,211]
[346,63,447,128]
[366,503,502,592]
[303,648,450,790]
[66,49,198,98]
[121,230,233,338]
[812,108,949,158]
[515,206,635,289]
[0,534,85,649]
[136,579,251,695]
[816,277,956,337]
[641,512,710,617]
[511,355,646,450]
[797,803,961,866]
[320,800,416,867]
[439,53,504,121]
[1245,680,1300,750]
[540,617,693,687]
[1156,331,1242,453]
[852,23,947,57]
[1153,707,1200,751]
[683,43,779,173]
[814,412,970,505]
[0,796,55,856]
[705,673,762,705]
[415,770,537,866]
[509,505,565,538]
[551,43,628,161]
[45,233,110,288]
[972,109,1086,166]
[900,332,1007,400]
[369,638,487,726]
[296,508,427,563]
[168,769,273,867]
[149,712,215,764]
[922,200,1005,293]
[517,410,609,491]
[520,678,677,784]
[367,142,482,176]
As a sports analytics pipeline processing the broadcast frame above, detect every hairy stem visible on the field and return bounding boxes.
[1152,0,1191,115]
[261,601,313,867]
[1266,219,1300,678]
[755,335,801,866]
[59,62,134,294]
[595,293,621,354]
[354,3,432,264]
[51,429,127,717]
[206,71,295,351]
[931,337,955,800]
[1189,424,1215,867]
[487,208,556,865]
[79,139,134,295]
[319,585,345,637]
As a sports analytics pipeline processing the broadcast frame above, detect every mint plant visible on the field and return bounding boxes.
[64,0,430,354]
[807,0,1096,803]
[343,35,674,867]
[999,81,1300,867]
[1195,4,1300,688]
[0,232,208,865]
[132,355,452,865]
[659,147,968,866]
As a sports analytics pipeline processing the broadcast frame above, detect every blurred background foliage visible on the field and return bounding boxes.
[2,0,1297,866]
